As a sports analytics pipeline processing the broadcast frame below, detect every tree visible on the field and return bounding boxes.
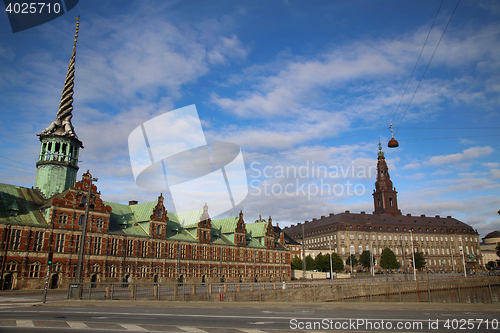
[346,254,358,267]
[291,255,303,270]
[305,255,315,270]
[380,248,401,269]
[359,250,372,268]
[486,261,496,270]
[331,253,344,272]
[314,253,331,272]
[496,243,500,258]
[413,252,426,270]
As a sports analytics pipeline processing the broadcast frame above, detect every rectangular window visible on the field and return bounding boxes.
[110,238,118,256]
[127,240,134,256]
[74,235,81,254]
[9,229,21,250]
[93,237,101,255]
[29,263,40,278]
[33,231,44,251]
[141,241,148,257]
[55,233,64,253]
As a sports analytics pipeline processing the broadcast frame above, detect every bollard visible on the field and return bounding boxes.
[105,286,110,298]
[192,284,196,296]
[174,285,178,297]
[130,284,136,299]
[237,284,241,292]
[153,285,158,297]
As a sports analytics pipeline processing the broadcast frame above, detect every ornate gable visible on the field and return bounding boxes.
[150,194,169,222]
[198,203,212,244]
[265,216,275,249]
[234,210,247,247]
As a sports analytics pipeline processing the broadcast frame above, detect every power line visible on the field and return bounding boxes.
[391,0,444,125]
[395,0,461,133]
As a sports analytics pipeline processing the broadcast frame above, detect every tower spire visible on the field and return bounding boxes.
[35,17,83,199]
[372,141,401,216]
[37,16,80,138]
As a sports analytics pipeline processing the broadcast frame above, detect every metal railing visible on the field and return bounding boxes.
[67,277,500,303]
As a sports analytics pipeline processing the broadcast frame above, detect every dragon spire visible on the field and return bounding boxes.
[38,16,80,138]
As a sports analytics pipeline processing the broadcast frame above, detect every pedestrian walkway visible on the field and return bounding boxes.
[0,320,274,332]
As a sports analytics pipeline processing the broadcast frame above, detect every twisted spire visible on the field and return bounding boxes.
[38,16,80,138]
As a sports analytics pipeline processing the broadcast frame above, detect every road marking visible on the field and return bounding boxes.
[239,329,267,333]
[67,321,89,329]
[120,323,148,331]
[16,320,34,327]
[177,326,209,333]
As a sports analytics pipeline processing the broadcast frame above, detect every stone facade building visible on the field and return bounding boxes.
[0,22,291,291]
[284,144,482,273]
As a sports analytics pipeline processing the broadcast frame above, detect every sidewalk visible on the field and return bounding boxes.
[39,299,500,311]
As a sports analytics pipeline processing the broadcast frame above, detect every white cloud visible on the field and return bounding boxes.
[490,169,500,179]
[402,162,420,170]
[208,35,249,65]
[427,146,494,166]
[483,162,500,168]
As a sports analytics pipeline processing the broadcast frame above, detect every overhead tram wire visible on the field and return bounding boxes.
[395,0,461,134]
[390,0,444,127]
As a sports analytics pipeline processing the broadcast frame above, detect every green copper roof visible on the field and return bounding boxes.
[246,221,269,238]
[0,183,48,227]
[211,217,239,234]
[130,201,158,222]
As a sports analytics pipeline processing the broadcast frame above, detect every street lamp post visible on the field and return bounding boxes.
[75,177,97,285]
[370,243,375,276]
[329,237,333,280]
[459,237,467,278]
[450,246,455,274]
[409,230,416,281]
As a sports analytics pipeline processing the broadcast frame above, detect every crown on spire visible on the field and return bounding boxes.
[37,16,80,138]
[377,138,385,158]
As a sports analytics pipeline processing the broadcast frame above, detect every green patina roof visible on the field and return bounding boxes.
[0,183,48,227]
[104,201,148,237]
[247,237,266,248]
[130,201,158,222]
[246,221,269,238]
[176,209,204,228]
[211,217,239,234]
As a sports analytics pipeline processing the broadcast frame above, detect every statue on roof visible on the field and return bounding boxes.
[37,17,80,139]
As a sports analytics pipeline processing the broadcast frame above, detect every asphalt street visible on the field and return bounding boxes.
[0,295,499,333]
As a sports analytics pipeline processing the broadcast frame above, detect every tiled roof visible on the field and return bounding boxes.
[211,217,238,234]
[246,221,269,238]
[0,183,48,227]
[284,212,476,236]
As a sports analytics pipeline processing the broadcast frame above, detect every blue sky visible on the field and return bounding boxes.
[0,0,499,238]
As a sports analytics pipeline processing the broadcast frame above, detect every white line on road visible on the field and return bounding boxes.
[120,323,148,331]
[16,320,34,327]
[238,329,267,333]
[177,326,209,333]
[67,321,89,329]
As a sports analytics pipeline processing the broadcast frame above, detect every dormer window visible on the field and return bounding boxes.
[157,208,162,218]
[156,225,161,235]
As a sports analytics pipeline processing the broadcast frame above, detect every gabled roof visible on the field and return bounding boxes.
[0,183,48,227]
[211,217,239,234]
[284,212,476,236]
[246,221,270,238]
[104,201,148,236]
